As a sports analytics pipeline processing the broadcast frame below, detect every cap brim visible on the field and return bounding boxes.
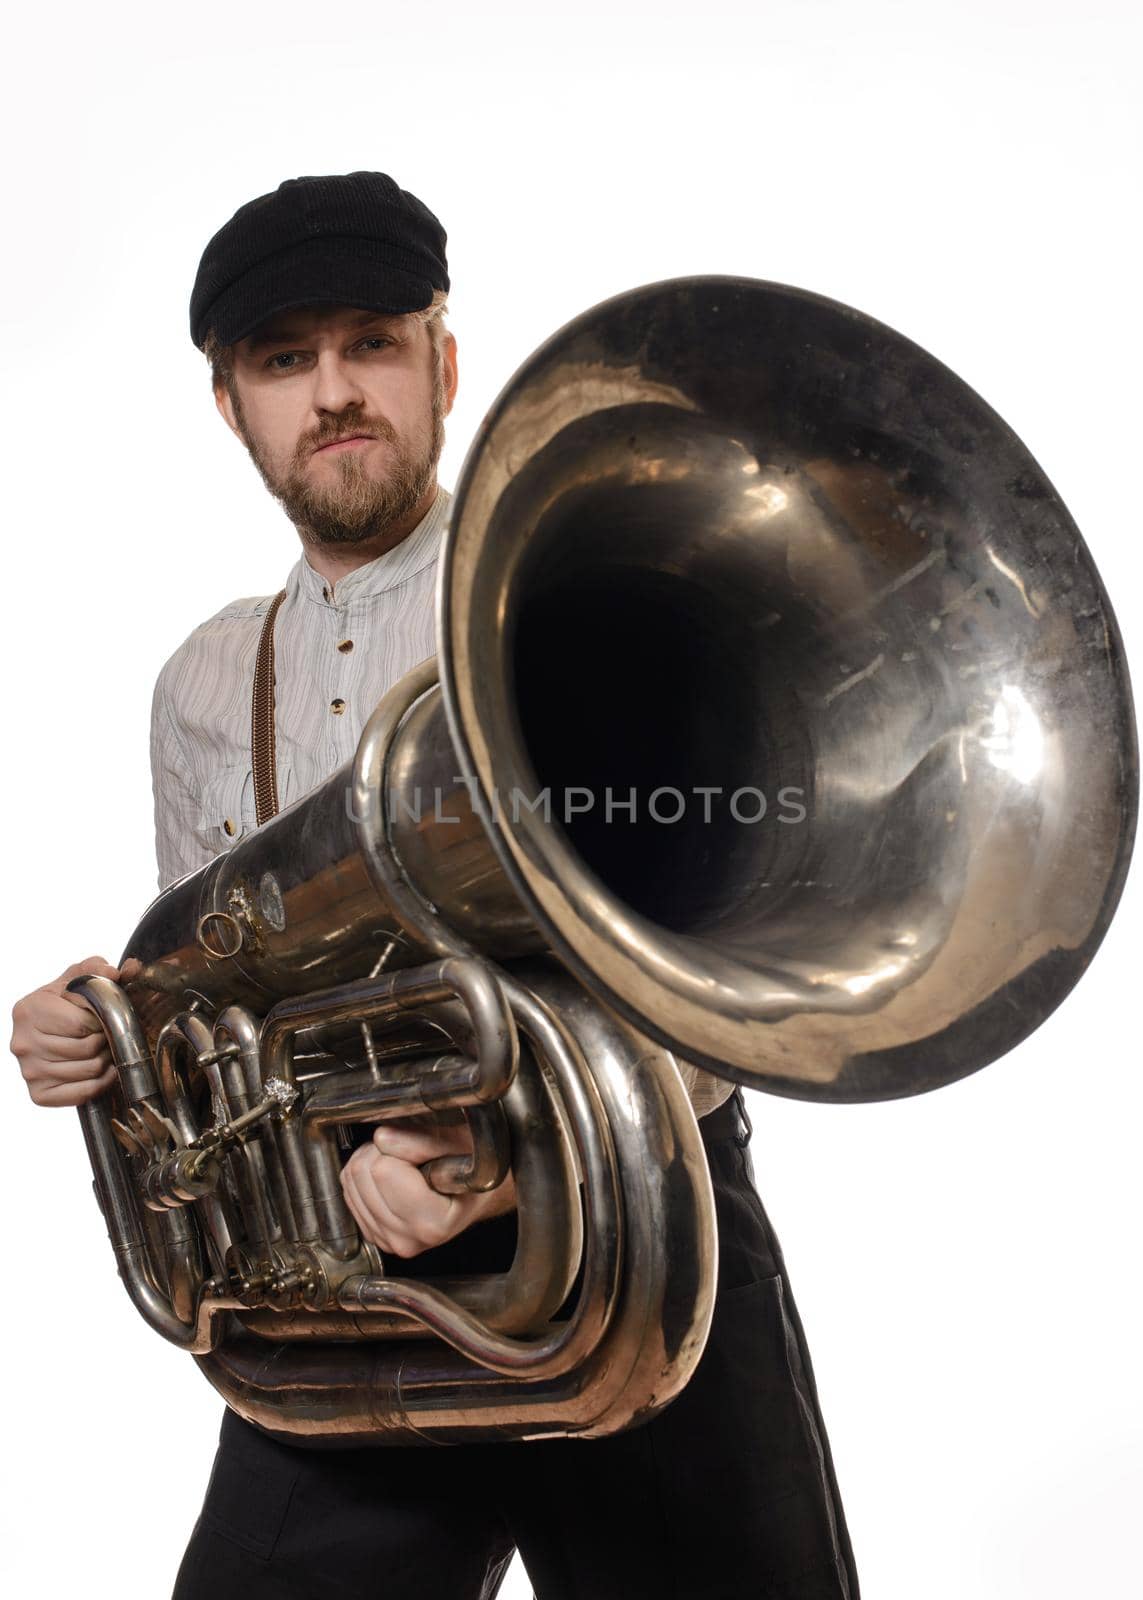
[198,238,439,347]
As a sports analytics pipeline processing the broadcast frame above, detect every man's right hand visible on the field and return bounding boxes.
[10,957,120,1107]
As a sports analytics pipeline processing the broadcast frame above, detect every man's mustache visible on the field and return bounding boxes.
[294,413,399,465]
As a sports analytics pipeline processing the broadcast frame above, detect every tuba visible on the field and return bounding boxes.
[73,277,1138,1445]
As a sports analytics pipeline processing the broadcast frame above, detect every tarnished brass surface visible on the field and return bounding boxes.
[74,957,714,1441]
[442,277,1137,1098]
[71,277,1136,1443]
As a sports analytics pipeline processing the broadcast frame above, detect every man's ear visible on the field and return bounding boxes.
[214,381,242,438]
[441,332,459,417]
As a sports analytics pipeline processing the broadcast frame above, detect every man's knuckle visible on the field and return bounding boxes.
[420,1219,448,1250]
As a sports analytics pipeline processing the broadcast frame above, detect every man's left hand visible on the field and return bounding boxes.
[340,1115,516,1257]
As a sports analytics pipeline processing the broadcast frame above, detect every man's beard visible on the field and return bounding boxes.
[232,377,446,546]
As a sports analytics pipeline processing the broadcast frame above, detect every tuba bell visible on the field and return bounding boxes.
[72,277,1138,1445]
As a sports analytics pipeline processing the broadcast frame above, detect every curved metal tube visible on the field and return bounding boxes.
[419,1101,511,1196]
[196,964,715,1440]
[70,976,231,1353]
[214,1004,297,1245]
[335,979,620,1377]
[238,1042,581,1342]
[150,1012,220,1308]
[260,956,519,1257]
[154,1014,211,1146]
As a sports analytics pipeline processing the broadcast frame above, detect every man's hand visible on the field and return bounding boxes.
[10,957,123,1107]
[340,1115,517,1257]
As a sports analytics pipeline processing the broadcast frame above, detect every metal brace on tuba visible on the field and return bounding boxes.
[72,278,1138,1445]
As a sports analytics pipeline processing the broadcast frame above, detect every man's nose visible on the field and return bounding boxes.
[311,352,366,415]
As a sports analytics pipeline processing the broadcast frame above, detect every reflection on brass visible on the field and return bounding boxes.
[195,911,243,960]
[259,873,286,932]
[69,279,1136,1445]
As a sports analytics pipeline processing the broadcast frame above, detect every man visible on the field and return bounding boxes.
[11,172,859,1599]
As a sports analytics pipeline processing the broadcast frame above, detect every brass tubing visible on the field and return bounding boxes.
[260,958,518,1104]
[336,975,618,1377]
[208,1009,276,1256]
[274,1098,322,1245]
[261,959,520,1256]
[421,1101,511,1196]
[152,1024,232,1273]
[84,1101,220,1350]
[154,1015,208,1145]
[149,1014,213,1310]
[239,1043,580,1344]
[151,1013,234,1272]
[303,1052,486,1256]
[195,966,714,1441]
[68,972,159,1105]
[254,1036,581,1341]
[381,967,716,1437]
[212,1004,294,1241]
[71,977,227,1354]
[303,1053,492,1123]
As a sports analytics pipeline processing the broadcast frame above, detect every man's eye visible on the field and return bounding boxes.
[266,352,302,371]
[357,336,393,352]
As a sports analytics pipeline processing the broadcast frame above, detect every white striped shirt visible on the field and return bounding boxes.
[149,485,730,1116]
[150,490,448,889]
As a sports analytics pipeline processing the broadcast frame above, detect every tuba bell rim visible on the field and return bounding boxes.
[438,274,1139,1102]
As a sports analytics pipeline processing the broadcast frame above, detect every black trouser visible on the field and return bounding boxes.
[173,1093,859,1600]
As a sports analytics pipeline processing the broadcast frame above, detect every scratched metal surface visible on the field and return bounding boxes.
[441,277,1138,1100]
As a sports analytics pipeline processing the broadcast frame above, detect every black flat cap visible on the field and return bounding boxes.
[189,171,448,349]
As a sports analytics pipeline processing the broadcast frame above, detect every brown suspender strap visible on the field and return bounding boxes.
[251,589,288,826]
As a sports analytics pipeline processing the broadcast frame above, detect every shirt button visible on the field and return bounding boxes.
[223,818,237,836]
[330,698,346,715]
[337,638,354,653]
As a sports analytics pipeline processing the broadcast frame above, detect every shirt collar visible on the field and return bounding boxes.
[290,487,451,606]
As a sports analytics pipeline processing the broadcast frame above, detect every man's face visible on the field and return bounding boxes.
[217,304,458,546]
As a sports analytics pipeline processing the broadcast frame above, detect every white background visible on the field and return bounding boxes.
[2,2,1140,1596]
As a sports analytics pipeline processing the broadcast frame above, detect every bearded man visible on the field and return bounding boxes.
[11,172,859,1600]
